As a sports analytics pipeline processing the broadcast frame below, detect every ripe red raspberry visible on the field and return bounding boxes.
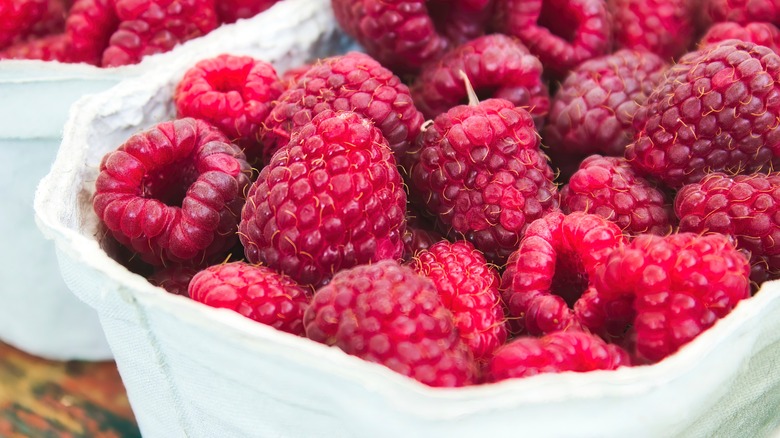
[0,33,70,62]
[93,118,252,267]
[543,50,667,164]
[410,34,549,126]
[675,172,780,284]
[0,0,48,50]
[500,211,627,336]
[609,0,697,60]
[626,40,780,189]
[27,0,68,38]
[190,262,309,335]
[239,110,407,290]
[408,240,507,361]
[494,0,613,77]
[174,54,283,164]
[699,22,780,53]
[408,98,559,265]
[487,331,630,381]
[65,0,117,65]
[216,0,278,24]
[331,0,494,73]
[261,52,424,164]
[561,156,674,235]
[595,232,751,363]
[304,260,477,387]
[102,0,218,67]
[708,0,780,23]
[148,265,199,296]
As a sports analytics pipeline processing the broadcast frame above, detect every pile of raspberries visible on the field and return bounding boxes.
[91,0,780,387]
[0,0,280,66]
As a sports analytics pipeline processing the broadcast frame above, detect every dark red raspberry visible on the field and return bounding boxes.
[304,260,477,387]
[174,54,283,164]
[494,0,612,77]
[102,0,219,67]
[261,52,424,164]
[487,331,630,381]
[626,40,780,189]
[561,156,674,235]
[410,34,549,126]
[609,0,697,59]
[594,232,751,363]
[239,110,407,290]
[0,33,70,61]
[675,172,780,284]
[708,0,780,24]
[699,22,780,53]
[543,50,667,165]
[216,0,278,24]
[93,118,252,267]
[0,0,48,50]
[408,98,559,265]
[500,211,626,336]
[331,0,494,74]
[65,0,117,65]
[190,261,309,335]
[148,265,199,296]
[408,240,507,361]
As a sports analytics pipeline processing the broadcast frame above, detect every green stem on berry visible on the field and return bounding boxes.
[459,70,479,107]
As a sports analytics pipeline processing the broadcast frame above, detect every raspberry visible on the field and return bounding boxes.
[189,262,309,335]
[28,0,68,38]
[402,207,446,261]
[699,22,780,53]
[331,0,494,73]
[609,0,697,59]
[102,0,218,67]
[410,34,550,126]
[65,0,117,65]
[626,40,780,189]
[0,33,70,61]
[261,52,424,164]
[543,50,667,164]
[408,240,507,361]
[216,0,278,24]
[239,110,407,290]
[174,54,283,164]
[304,260,477,387]
[594,232,751,363]
[148,265,199,296]
[408,98,559,265]
[487,331,630,381]
[500,211,626,336]
[93,118,252,267]
[675,171,780,284]
[708,0,780,24]
[494,0,613,77]
[0,0,48,50]
[561,156,675,235]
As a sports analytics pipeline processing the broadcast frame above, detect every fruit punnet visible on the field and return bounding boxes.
[93,117,252,267]
[676,172,780,284]
[304,260,478,387]
[239,110,408,290]
[500,211,628,337]
[175,53,283,164]
[561,156,674,236]
[626,40,780,189]
[408,240,508,361]
[189,261,310,336]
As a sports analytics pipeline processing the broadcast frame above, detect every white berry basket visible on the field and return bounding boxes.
[34,18,780,438]
[1,0,346,361]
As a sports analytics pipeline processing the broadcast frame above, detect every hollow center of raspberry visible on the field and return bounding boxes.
[538,0,578,43]
[551,251,588,308]
[207,69,248,94]
[142,161,199,207]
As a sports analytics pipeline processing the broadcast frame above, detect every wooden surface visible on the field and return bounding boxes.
[0,342,140,438]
